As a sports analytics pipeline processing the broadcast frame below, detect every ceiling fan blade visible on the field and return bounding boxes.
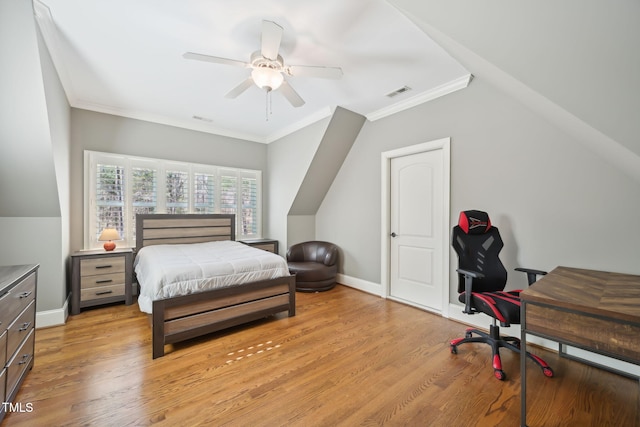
[279,81,305,107]
[261,20,283,60]
[287,65,343,79]
[183,52,249,68]
[224,78,254,99]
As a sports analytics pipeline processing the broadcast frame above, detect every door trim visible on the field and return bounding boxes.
[381,137,450,316]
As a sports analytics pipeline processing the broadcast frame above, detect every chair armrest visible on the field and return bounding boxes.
[323,246,338,266]
[456,268,485,314]
[515,267,547,286]
[456,268,485,279]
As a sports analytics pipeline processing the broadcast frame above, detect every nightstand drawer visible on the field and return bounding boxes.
[81,283,126,301]
[80,272,125,289]
[253,243,277,252]
[80,256,126,276]
[240,239,279,254]
[7,301,35,358]
[6,328,34,401]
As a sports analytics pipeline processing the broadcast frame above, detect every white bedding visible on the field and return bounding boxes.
[134,240,290,314]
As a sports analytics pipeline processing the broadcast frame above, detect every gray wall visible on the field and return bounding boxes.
[69,109,269,252]
[0,0,69,314]
[317,76,640,305]
[266,117,329,254]
[316,0,640,306]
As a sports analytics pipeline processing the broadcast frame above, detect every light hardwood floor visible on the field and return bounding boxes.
[3,285,638,426]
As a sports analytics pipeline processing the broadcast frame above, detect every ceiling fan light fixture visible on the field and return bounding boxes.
[252,67,284,91]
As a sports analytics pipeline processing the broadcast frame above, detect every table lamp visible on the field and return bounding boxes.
[98,228,121,251]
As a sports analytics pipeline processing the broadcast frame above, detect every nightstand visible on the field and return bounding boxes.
[70,248,133,315]
[239,238,279,254]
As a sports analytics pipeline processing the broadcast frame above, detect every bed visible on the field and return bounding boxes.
[134,214,296,359]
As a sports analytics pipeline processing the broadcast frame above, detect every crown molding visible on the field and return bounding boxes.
[366,73,472,122]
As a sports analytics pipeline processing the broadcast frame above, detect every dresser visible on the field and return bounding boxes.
[70,249,133,315]
[0,264,38,423]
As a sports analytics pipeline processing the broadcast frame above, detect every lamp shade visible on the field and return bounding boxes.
[251,67,284,91]
[98,228,121,251]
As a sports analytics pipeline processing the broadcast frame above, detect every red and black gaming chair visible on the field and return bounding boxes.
[450,210,554,380]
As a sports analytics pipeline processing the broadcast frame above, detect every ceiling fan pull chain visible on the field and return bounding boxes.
[265,88,274,121]
[269,89,273,118]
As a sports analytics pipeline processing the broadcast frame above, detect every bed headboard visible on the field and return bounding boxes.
[136,214,236,253]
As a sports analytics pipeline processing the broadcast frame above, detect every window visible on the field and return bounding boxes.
[85,151,262,249]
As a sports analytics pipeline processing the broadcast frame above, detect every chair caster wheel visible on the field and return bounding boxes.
[494,369,506,380]
[542,367,554,377]
[450,345,457,354]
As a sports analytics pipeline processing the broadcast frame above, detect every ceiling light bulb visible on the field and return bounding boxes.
[252,67,284,91]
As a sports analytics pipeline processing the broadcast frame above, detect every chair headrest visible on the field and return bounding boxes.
[458,210,492,234]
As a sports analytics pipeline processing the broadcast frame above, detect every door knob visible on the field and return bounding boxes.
[390,232,397,238]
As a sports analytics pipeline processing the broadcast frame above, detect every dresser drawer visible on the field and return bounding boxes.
[80,256,126,276]
[0,367,6,405]
[7,301,35,358]
[0,272,36,328]
[81,283,126,301]
[0,330,6,367]
[80,272,125,289]
[6,328,34,400]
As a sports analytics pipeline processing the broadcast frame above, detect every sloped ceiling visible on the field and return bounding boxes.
[34,0,471,143]
[388,0,640,182]
[1,0,60,217]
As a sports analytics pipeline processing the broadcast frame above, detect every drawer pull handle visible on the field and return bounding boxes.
[96,279,113,284]
[19,291,32,299]
[95,290,113,296]
[95,265,113,269]
[18,354,31,365]
[19,322,31,331]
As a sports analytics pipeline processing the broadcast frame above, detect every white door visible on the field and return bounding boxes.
[389,150,444,312]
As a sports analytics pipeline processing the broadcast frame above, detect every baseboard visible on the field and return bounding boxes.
[35,296,69,329]
[337,273,382,296]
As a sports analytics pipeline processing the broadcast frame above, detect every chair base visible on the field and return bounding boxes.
[295,282,336,292]
[450,324,554,380]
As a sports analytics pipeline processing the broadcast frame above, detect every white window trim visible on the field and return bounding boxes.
[84,150,262,250]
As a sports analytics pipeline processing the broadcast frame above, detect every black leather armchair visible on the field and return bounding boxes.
[286,241,339,292]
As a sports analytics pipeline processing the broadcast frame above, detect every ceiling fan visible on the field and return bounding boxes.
[183,20,343,108]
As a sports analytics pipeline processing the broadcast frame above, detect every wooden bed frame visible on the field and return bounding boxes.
[135,214,296,359]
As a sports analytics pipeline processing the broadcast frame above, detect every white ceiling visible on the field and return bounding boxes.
[34,0,470,143]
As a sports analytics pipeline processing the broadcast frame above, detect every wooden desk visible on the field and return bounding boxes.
[519,266,640,426]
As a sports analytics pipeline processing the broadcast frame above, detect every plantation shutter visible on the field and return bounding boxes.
[131,164,157,241]
[166,166,189,214]
[85,151,262,249]
[194,171,216,213]
[241,175,258,236]
[220,172,237,216]
[95,162,126,242]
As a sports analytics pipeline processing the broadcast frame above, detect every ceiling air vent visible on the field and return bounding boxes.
[192,115,213,123]
[386,86,412,98]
